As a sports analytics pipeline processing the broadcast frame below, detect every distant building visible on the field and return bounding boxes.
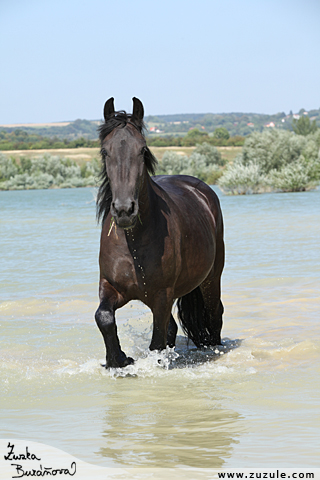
[293,114,300,120]
[149,126,162,133]
[247,122,254,127]
[265,122,275,128]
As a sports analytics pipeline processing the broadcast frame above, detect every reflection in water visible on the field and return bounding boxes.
[97,340,243,468]
[98,382,242,468]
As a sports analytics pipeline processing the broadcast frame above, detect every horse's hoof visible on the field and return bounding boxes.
[122,356,134,367]
[105,356,135,369]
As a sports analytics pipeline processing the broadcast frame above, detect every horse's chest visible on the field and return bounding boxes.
[100,221,177,299]
[108,242,174,298]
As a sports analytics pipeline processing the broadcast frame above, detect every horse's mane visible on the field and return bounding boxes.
[96,110,158,225]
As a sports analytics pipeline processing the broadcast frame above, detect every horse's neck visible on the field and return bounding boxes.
[138,171,154,219]
[139,171,151,212]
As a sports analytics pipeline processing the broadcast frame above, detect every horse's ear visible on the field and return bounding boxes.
[103,97,115,120]
[132,97,144,121]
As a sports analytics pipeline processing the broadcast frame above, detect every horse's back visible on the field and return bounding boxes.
[152,174,224,297]
[153,174,223,232]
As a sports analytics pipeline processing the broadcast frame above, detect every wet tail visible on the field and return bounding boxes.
[177,286,219,348]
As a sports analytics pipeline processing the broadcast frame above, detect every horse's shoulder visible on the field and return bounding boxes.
[152,175,222,226]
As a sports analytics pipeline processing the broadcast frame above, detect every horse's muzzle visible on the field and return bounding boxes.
[111,200,137,229]
[116,214,137,229]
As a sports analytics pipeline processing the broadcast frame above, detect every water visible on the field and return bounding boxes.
[0,187,319,469]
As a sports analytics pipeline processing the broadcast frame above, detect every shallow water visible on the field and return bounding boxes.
[0,187,319,469]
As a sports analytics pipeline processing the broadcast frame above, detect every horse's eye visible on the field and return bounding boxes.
[101,148,108,157]
[140,147,146,156]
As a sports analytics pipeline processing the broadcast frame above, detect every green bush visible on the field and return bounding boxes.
[213,127,230,140]
[292,115,317,136]
[147,136,183,147]
[0,154,18,181]
[0,154,100,190]
[226,135,245,146]
[267,160,309,192]
[205,169,223,185]
[181,128,209,146]
[218,160,265,195]
[156,143,223,184]
[183,152,218,182]
[218,129,320,194]
[193,142,224,166]
[240,130,308,172]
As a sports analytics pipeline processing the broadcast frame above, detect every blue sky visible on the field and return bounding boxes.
[0,0,319,123]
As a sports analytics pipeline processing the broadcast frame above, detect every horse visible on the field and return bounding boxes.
[95,97,225,368]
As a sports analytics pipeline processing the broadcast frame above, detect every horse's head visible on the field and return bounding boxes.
[98,97,156,229]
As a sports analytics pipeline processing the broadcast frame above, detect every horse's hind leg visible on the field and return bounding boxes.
[200,245,224,345]
[200,275,224,345]
[95,279,134,369]
[167,314,178,348]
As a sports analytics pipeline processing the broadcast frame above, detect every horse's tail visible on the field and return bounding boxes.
[177,287,214,348]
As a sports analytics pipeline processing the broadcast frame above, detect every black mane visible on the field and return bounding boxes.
[96,110,158,225]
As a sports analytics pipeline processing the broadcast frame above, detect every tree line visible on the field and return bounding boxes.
[0,126,244,150]
[1,109,319,150]
[0,129,99,151]
[146,128,245,147]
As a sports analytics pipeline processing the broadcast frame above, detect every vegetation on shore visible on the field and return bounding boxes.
[1,116,319,194]
[0,144,224,191]
[156,143,224,185]
[0,154,100,190]
[218,127,320,194]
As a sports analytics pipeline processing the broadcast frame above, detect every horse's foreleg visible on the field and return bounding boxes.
[149,290,174,351]
[95,279,134,368]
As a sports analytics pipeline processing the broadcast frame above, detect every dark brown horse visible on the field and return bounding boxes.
[95,97,225,368]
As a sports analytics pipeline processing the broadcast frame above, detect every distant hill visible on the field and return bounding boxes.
[1,108,319,141]
[145,108,320,137]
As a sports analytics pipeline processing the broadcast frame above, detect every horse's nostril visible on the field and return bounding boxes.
[129,202,135,216]
[112,200,135,219]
